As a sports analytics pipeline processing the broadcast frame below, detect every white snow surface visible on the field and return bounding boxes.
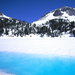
[3,14,10,19]
[0,37,75,57]
[32,12,57,25]
[0,69,14,75]
[0,14,10,19]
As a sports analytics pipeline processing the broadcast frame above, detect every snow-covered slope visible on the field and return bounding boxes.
[0,12,10,19]
[2,14,10,19]
[32,6,75,25]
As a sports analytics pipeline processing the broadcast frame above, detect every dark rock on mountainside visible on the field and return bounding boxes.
[0,12,3,16]
[53,10,63,16]
[53,6,75,16]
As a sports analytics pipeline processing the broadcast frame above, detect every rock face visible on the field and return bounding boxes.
[0,12,3,16]
[53,10,63,16]
[53,6,75,16]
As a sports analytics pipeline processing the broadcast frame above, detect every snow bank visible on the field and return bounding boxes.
[0,37,75,57]
[0,70,14,75]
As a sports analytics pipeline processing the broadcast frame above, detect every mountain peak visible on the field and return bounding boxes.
[0,12,3,16]
[61,6,70,8]
[32,6,75,25]
[0,12,10,19]
[59,6,72,10]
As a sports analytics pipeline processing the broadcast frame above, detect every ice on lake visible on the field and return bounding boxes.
[0,37,75,75]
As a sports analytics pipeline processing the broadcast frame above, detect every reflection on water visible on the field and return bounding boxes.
[0,51,75,75]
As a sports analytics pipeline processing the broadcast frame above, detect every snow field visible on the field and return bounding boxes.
[0,69,14,75]
[0,37,75,57]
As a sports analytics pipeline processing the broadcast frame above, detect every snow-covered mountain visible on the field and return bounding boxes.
[0,6,75,37]
[0,12,30,37]
[32,6,75,25]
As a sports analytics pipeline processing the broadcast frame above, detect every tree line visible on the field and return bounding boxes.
[0,17,75,37]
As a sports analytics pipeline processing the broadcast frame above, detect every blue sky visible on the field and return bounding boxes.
[0,0,75,23]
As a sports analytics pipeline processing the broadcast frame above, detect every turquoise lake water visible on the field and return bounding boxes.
[0,52,75,75]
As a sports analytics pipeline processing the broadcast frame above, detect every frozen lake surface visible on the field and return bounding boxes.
[0,52,75,75]
[0,37,75,75]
